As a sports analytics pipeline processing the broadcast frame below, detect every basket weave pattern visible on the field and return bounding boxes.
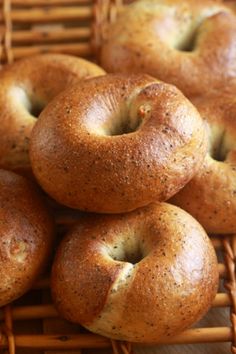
[0,0,236,353]
[0,0,123,63]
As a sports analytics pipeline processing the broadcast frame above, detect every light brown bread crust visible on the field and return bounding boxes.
[171,92,236,234]
[0,54,105,170]
[224,1,236,13]
[100,0,236,97]
[30,74,207,213]
[0,169,54,306]
[51,203,218,343]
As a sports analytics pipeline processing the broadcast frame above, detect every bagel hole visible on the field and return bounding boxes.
[108,242,145,265]
[29,101,46,118]
[210,131,227,162]
[108,116,142,136]
[176,29,198,52]
[178,38,196,52]
[211,146,226,162]
[103,102,149,136]
[11,86,46,118]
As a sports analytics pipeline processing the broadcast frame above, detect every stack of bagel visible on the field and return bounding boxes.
[0,0,236,345]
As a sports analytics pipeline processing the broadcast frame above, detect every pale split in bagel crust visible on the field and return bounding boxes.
[30,74,207,213]
[0,54,105,170]
[171,91,236,234]
[51,203,219,343]
[100,0,236,97]
[0,169,54,307]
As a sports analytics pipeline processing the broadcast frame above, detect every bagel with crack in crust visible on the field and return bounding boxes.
[51,203,218,343]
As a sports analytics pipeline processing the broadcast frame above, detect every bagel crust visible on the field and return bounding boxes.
[30,74,207,213]
[100,0,236,97]
[51,203,218,343]
[0,54,105,170]
[0,170,54,306]
[171,92,236,234]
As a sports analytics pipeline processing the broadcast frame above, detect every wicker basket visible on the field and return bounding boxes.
[0,1,236,353]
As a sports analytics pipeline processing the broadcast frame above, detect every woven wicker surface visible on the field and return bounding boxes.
[0,0,236,353]
[0,0,124,63]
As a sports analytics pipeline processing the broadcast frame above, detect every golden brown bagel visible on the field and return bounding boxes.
[30,74,207,213]
[171,92,236,234]
[0,169,54,307]
[0,54,105,170]
[51,203,218,343]
[100,0,236,97]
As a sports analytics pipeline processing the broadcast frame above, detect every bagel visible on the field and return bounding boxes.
[100,0,236,97]
[51,203,218,343]
[224,1,236,13]
[0,169,54,307]
[171,91,236,234]
[0,54,105,170]
[30,74,207,213]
